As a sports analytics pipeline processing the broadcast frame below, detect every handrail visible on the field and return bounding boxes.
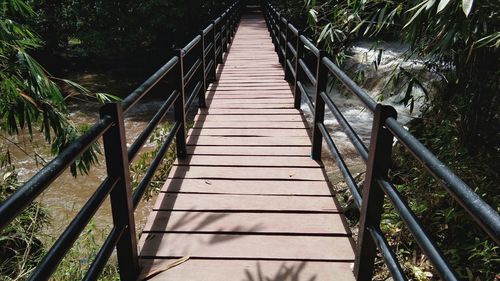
[122,56,179,113]
[385,117,500,242]
[263,2,500,281]
[0,116,113,230]
[0,1,242,280]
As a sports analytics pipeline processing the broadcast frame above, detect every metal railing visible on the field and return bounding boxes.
[0,2,242,280]
[263,2,500,281]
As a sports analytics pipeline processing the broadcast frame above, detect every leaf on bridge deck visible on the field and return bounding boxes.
[139,256,190,281]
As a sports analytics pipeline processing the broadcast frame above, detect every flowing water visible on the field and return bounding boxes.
[300,41,438,183]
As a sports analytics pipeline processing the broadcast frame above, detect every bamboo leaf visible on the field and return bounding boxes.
[462,0,473,17]
[437,0,451,13]
[308,9,318,23]
[403,4,426,29]
[426,0,436,10]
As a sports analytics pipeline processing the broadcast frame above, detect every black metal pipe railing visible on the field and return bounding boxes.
[0,116,112,231]
[299,58,317,86]
[83,225,123,281]
[29,177,119,280]
[317,122,362,208]
[367,226,408,281]
[319,91,369,162]
[0,1,242,280]
[128,89,179,162]
[132,122,181,209]
[377,177,459,280]
[263,1,500,280]
[122,57,179,113]
[322,57,377,112]
[385,117,500,244]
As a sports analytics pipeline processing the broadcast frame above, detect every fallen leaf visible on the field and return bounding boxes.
[139,256,190,280]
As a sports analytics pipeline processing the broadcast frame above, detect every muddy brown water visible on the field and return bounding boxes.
[4,98,167,238]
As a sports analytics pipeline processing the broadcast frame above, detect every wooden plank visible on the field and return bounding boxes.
[206,89,291,94]
[188,128,308,137]
[167,166,326,181]
[139,260,355,281]
[174,155,321,167]
[197,108,299,115]
[142,211,349,235]
[191,122,307,129]
[204,103,294,109]
[139,233,354,260]
[194,114,304,122]
[206,98,291,104]
[186,136,310,146]
[160,179,332,196]
[153,193,340,212]
[186,145,311,156]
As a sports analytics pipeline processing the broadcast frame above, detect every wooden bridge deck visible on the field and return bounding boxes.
[138,10,355,281]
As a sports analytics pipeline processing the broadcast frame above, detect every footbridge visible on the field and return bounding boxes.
[0,1,498,281]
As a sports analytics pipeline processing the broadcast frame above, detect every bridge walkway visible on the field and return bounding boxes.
[138,10,356,280]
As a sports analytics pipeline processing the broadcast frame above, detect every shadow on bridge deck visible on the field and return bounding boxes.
[137,7,356,281]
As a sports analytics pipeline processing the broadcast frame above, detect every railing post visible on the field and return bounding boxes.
[311,51,328,161]
[100,103,139,281]
[228,8,234,44]
[293,31,304,109]
[354,104,397,280]
[222,13,228,52]
[284,23,293,82]
[212,20,219,78]
[199,31,207,107]
[209,23,217,83]
[175,51,187,159]
[278,15,285,65]
[273,13,279,53]
[216,19,223,64]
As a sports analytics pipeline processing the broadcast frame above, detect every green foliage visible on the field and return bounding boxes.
[130,122,177,200]
[29,0,235,58]
[49,221,119,281]
[385,116,500,280]
[0,167,48,280]
[0,0,119,177]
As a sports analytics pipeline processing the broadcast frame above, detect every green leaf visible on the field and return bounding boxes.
[426,0,437,10]
[437,0,451,13]
[404,4,426,29]
[308,8,318,23]
[462,0,473,17]
[318,23,331,43]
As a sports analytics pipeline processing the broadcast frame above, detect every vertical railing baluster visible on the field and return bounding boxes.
[210,23,217,83]
[311,51,327,160]
[293,32,304,109]
[273,13,279,53]
[199,32,207,108]
[175,52,187,159]
[217,18,223,64]
[222,12,228,53]
[228,7,233,44]
[100,103,138,281]
[354,104,397,280]
[278,15,285,65]
[284,23,293,82]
